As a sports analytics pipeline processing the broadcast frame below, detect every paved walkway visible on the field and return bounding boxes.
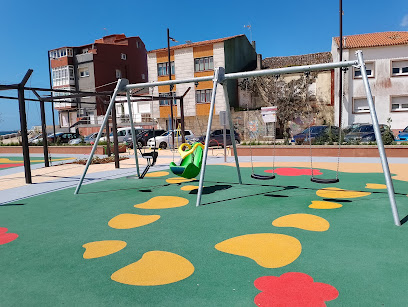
[1,149,407,205]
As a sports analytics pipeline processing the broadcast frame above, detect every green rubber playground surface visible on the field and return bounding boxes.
[1,165,407,306]
[0,156,74,169]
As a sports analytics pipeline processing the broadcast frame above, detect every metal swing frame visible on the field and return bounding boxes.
[74,50,401,226]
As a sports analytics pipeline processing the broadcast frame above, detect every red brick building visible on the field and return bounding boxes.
[49,34,147,134]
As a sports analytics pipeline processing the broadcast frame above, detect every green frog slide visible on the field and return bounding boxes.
[169,143,205,179]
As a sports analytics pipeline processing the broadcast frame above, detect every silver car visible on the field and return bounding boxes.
[146,130,195,149]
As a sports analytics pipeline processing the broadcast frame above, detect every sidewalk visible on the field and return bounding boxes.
[1,149,407,205]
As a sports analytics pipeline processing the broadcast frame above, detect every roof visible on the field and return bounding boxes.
[262,52,332,69]
[334,31,408,49]
[148,34,245,53]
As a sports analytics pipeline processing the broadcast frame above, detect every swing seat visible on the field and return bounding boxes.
[311,177,339,184]
[251,174,275,180]
[169,143,204,179]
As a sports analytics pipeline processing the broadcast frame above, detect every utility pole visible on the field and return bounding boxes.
[338,0,343,127]
[167,28,175,149]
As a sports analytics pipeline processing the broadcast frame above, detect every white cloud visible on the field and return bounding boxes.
[401,14,408,27]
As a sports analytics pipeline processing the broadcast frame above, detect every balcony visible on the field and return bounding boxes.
[54,102,77,110]
[76,53,93,63]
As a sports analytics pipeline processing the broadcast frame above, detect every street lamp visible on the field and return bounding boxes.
[167,28,178,149]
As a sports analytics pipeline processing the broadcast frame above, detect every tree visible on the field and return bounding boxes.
[239,72,317,143]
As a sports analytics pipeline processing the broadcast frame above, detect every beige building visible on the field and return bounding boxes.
[147,35,257,135]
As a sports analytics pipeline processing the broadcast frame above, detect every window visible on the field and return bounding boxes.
[159,92,174,106]
[391,60,408,76]
[79,67,90,78]
[196,89,212,103]
[121,53,127,60]
[391,96,408,112]
[116,69,122,79]
[141,74,145,80]
[353,97,371,113]
[194,56,214,72]
[136,41,140,48]
[82,48,89,54]
[52,66,75,86]
[354,62,374,78]
[49,48,73,59]
[157,62,175,76]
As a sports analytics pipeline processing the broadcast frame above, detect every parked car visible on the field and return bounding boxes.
[190,129,241,147]
[124,129,166,149]
[47,132,80,143]
[146,130,195,149]
[28,135,43,145]
[68,132,105,145]
[395,126,408,142]
[342,123,370,135]
[99,127,143,143]
[344,124,393,143]
[292,125,339,144]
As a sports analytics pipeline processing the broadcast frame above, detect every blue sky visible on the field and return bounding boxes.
[0,0,407,131]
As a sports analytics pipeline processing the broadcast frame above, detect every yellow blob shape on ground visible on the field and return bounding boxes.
[144,171,169,178]
[111,251,194,286]
[273,214,330,231]
[365,183,387,189]
[316,187,371,198]
[180,185,200,191]
[108,214,160,229]
[309,200,343,209]
[215,233,301,268]
[166,177,194,184]
[134,196,189,209]
[83,240,127,259]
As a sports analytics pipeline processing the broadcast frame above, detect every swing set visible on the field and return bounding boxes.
[74,50,402,226]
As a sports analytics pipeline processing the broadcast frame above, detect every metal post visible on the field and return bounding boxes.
[105,100,111,157]
[126,90,140,177]
[167,28,175,149]
[180,96,186,143]
[47,53,57,143]
[196,67,223,207]
[111,102,120,168]
[338,0,343,126]
[222,83,242,183]
[74,79,128,194]
[356,50,401,226]
[32,90,49,167]
[18,69,33,184]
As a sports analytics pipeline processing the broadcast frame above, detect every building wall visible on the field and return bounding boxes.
[224,36,257,108]
[332,40,408,131]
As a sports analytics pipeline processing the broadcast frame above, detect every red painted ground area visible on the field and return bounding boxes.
[0,227,18,245]
[265,168,322,176]
[0,163,24,169]
[254,272,338,306]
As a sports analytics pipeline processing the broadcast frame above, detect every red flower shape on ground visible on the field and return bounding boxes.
[0,227,18,245]
[254,272,339,306]
[265,168,322,176]
[0,163,24,169]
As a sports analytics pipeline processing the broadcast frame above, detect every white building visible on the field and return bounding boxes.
[331,31,408,133]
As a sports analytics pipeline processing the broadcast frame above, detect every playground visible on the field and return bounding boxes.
[1,51,407,306]
[1,152,408,306]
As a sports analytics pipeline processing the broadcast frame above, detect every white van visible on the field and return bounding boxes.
[100,127,143,143]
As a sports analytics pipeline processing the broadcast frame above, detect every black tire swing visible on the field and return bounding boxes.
[306,70,343,184]
[246,77,277,180]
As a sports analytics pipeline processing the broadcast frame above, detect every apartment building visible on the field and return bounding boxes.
[332,31,408,133]
[49,34,148,135]
[146,34,257,134]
